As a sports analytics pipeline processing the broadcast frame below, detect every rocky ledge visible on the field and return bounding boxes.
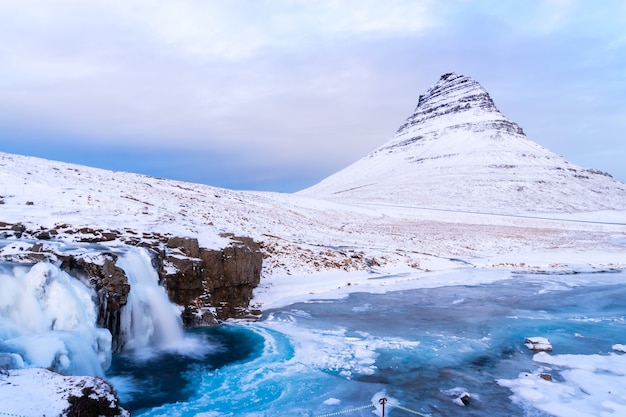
[161,234,263,327]
[0,367,130,416]
[0,222,263,351]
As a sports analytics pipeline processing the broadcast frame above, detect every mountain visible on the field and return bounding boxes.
[299,72,626,214]
[1,73,625,280]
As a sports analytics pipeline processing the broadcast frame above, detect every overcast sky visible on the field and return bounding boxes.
[1,0,625,191]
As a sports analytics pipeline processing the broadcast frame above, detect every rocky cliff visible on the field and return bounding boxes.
[161,234,263,326]
[0,222,263,351]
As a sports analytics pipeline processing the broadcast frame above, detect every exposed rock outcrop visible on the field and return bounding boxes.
[161,235,263,326]
[0,368,130,417]
[395,72,523,136]
[0,222,264,347]
[58,252,131,352]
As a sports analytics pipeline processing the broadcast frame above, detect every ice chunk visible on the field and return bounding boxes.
[323,398,341,405]
[499,352,626,417]
[525,337,552,351]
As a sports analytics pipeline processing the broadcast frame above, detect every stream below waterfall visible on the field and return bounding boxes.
[1,239,625,416]
[111,270,626,417]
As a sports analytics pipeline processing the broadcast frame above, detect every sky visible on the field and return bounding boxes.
[1,0,625,192]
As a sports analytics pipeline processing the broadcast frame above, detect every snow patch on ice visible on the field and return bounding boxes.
[613,344,626,353]
[323,397,341,405]
[499,352,626,416]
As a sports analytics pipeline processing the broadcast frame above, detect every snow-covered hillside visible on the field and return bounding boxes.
[2,73,626,278]
[1,148,625,279]
[299,73,626,214]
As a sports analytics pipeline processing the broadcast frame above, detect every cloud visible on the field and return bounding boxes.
[0,0,625,190]
[1,1,432,163]
[0,1,436,136]
[116,0,437,57]
[0,0,437,61]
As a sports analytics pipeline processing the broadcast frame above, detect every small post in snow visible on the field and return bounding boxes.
[379,397,388,417]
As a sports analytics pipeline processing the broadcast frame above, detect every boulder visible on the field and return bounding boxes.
[455,392,471,406]
[443,387,472,407]
[166,236,201,258]
[539,373,553,381]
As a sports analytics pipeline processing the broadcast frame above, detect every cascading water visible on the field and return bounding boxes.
[0,240,224,414]
[106,248,220,412]
[0,260,112,376]
[0,242,192,379]
[116,247,186,353]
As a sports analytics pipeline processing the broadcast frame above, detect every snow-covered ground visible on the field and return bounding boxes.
[2,150,625,283]
[0,368,129,416]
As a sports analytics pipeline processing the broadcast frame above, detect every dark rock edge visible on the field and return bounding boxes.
[0,222,263,352]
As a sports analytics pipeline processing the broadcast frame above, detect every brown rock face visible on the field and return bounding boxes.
[58,253,131,352]
[162,236,263,326]
[1,221,264,346]
[64,377,130,417]
[56,235,264,348]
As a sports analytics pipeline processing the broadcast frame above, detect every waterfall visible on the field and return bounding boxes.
[0,261,112,376]
[0,242,192,377]
[117,248,186,353]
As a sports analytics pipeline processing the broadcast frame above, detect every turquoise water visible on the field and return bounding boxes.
[3,240,623,415]
[111,270,626,416]
[107,326,264,414]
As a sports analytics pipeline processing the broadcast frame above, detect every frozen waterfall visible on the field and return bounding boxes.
[0,261,111,376]
[0,242,189,376]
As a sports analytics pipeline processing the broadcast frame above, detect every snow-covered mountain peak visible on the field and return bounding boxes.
[300,73,626,214]
[390,72,524,149]
[398,72,500,132]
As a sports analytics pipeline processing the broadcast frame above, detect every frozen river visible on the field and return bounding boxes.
[1,240,624,416]
[113,269,626,416]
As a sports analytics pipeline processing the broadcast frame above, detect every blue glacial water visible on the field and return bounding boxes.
[108,326,264,414]
[111,270,626,417]
[3,240,621,415]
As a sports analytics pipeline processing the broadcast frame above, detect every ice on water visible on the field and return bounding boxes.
[499,351,626,417]
[139,270,626,416]
[2,240,626,416]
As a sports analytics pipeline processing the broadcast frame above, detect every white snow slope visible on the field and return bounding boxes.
[1,72,625,282]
